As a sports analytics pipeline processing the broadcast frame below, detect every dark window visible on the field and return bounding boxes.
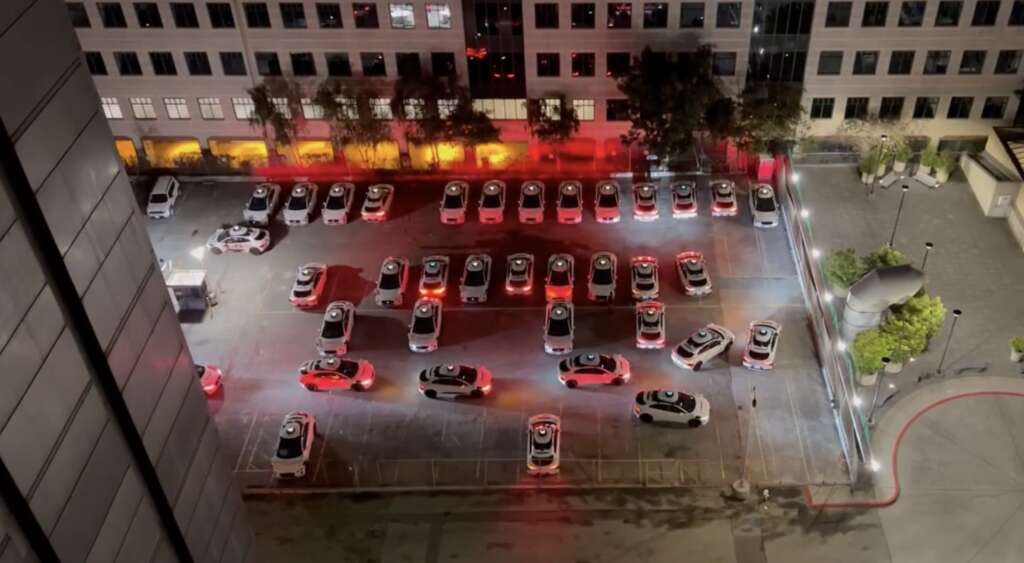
[981,97,1008,118]
[712,52,736,75]
[862,1,888,26]
[959,50,986,74]
[971,0,1000,25]
[185,52,212,75]
[255,52,282,75]
[606,99,630,120]
[353,3,380,27]
[572,52,595,76]
[924,50,950,74]
[817,51,843,75]
[717,2,741,27]
[115,52,142,75]
[98,3,127,27]
[291,52,316,75]
[134,2,163,26]
[317,3,343,27]
[361,52,387,76]
[608,3,632,27]
[644,3,668,27]
[84,52,107,75]
[536,3,559,27]
[947,96,973,118]
[244,3,271,27]
[67,3,91,27]
[396,53,421,78]
[220,51,247,75]
[326,52,352,76]
[207,3,235,27]
[680,2,705,26]
[280,3,307,27]
[879,97,904,119]
[853,51,879,75]
[537,53,561,76]
[746,49,808,82]
[170,3,199,27]
[431,52,456,76]
[810,97,834,119]
[935,0,962,24]
[898,1,924,25]
[149,52,177,75]
[912,96,938,118]
[995,50,1022,73]
[825,1,851,26]
[606,52,631,77]
[571,2,596,27]
[1011,0,1024,23]
[888,50,914,74]
[844,97,869,119]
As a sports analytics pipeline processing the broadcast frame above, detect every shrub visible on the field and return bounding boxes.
[1011,337,1024,353]
[824,248,864,289]
[859,150,878,175]
[852,329,893,375]
[936,150,958,173]
[880,317,927,364]
[920,146,939,168]
[890,293,946,340]
[893,142,912,162]
[861,246,909,272]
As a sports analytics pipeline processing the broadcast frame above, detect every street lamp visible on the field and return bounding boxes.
[921,242,934,271]
[887,184,910,248]
[936,309,963,376]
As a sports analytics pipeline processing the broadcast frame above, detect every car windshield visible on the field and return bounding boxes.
[715,185,732,197]
[325,194,347,210]
[641,316,660,329]
[149,193,168,204]
[215,231,230,242]
[276,436,303,459]
[412,314,435,334]
[442,194,464,209]
[673,394,697,411]
[293,288,311,298]
[750,349,771,360]
[675,344,695,358]
[560,194,579,208]
[379,271,401,290]
[255,230,266,240]
[482,193,502,207]
[287,195,306,210]
[598,193,617,207]
[464,268,486,286]
[755,194,777,212]
[522,193,541,208]
[456,367,478,383]
[548,317,571,337]
[248,195,268,211]
[322,317,346,338]
[550,269,570,285]
[593,267,613,285]
[532,429,555,453]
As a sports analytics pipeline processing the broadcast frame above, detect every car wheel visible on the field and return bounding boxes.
[470,389,484,399]
[693,361,703,371]
[210,247,223,255]
[305,384,317,392]
[639,414,654,423]
[351,383,364,392]
[565,380,578,389]
[612,377,625,386]
[424,389,437,399]
[688,418,703,428]
[249,247,262,256]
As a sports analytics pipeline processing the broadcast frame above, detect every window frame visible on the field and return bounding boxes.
[981,97,1008,119]
[170,3,200,27]
[316,3,344,27]
[206,2,236,28]
[935,0,963,25]
[134,2,164,27]
[923,50,951,75]
[716,1,741,28]
[220,51,247,75]
[607,2,632,28]
[712,52,737,76]
[326,52,353,76]
[912,96,938,118]
[643,2,669,28]
[130,97,158,120]
[97,2,128,27]
[184,51,212,75]
[115,51,143,75]
[255,51,282,76]
[571,52,596,76]
[573,99,595,120]
[198,97,225,120]
[425,3,452,28]
[878,96,905,120]
[994,50,1022,74]
[353,2,381,27]
[971,0,1000,25]
[243,2,271,27]
[291,52,317,76]
[100,97,124,119]
[946,96,974,119]
[67,2,92,27]
[861,1,889,26]
[232,97,256,120]
[571,2,596,27]
[825,1,852,26]
[535,3,560,28]
[817,51,843,75]
[958,50,986,74]
[361,52,388,77]
[606,52,631,77]
[888,50,914,74]
[843,97,869,120]
[853,51,879,75]
[280,2,308,28]
[85,52,108,75]
[810,97,835,119]
[431,52,456,76]
[537,53,561,77]
[680,2,705,27]
[606,99,630,121]
[389,3,415,28]
[164,97,191,120]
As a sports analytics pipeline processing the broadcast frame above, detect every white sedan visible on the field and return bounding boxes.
[557,353,630,388]
[526,414,561,476]
[478,180,506,223]
[408,298,442,352]
[633,390,710,427]
[671,324,735,371]
[283,183,318,225]
[271,412,315,479]
[460,254,492,303]
[316,301,355,355]
[321,182,355,225]
[743,320,781,370]
[206,225,270,255]
[440,181,469,224]
[243,183,280,225]
[635,301,666,349]
[749,183,780,228]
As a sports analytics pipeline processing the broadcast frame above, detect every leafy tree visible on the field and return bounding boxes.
[314,79,392,167]
[861,246,909,272]
[247,78,304,162]
[890,293,946,340]
[880,317,927,364]
[703,97,739,140]
[733,83,806,154]
[526,93,580,144]
[824,248,863,289]
[851,329,893,375]
[445,86,500,147]
[390,75,454,166]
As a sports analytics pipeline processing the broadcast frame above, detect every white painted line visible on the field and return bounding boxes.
[785,370,814,482]
[713,417,726,480]
[245,412,264,471]
[312,395,337,483]
[234,412,258,472]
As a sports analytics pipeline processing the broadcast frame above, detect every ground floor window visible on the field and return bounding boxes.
[101,96,123,119]
[573,99,595,120]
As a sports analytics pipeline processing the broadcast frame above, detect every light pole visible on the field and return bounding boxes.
[887,184,910,248]
[936,309,963,376]
[868,357,889,425]
[921,242,934,271]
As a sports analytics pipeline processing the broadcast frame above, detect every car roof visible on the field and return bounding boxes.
[549,304,570,320]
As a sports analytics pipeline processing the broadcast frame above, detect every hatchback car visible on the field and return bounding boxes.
[526,414,561,476]
[376,256,409,307]
[671,324,735,371]
[587,252,617,302]
[478,180,506,223]
[408,298,442,352]
[460,254,492,303]
[146,176,180,218]
[361,184,395,222]
[632,183,659,221]
[633,390,710,427]
[594,180,621,223]
[440,181,470,225]
[710,179,738,217]
[207,225,270,255]
[321,182,355,225]
[298,356,374,391]
[545,254,575,301]
[505,253,535,295]
[271,412,315,479]
[676,251,712,296]
[418,364,493,399]
[544,300,575,355]
[556,181,583,224]
[243,183,281,225]
[748,183,780,228]
[743,320,781,370]
[419,255,451,298]
[316,301,355,355]
[635,301,666,349]
[671,181,698,218]
[630,256,659,300]
[289,263,328,308]
[518,181,546,223]
[195,364,223,396]
[557,353,631,388]
[283,183,318,225]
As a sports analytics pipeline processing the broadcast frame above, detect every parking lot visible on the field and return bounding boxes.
[145,175,846,490]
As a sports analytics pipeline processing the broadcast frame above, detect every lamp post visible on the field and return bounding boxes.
[887,184,910,248]
[921,242,934,271]
[868,357,889,425]
[936,309,963,376]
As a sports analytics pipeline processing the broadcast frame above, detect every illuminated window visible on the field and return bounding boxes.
[272,97,291,118]
[607,2,632,27]
[130,97,157,120]
[198,97,224,119]
[302,98,324,119]
[389,3,415,28]
[164,97,190,119]
[232,97,256,120]
[371,98,393,119]
[403,99,425,119]
[338,98,358,119]
[438,98,457,118]
[572,99,595,120]
[540,98,561,120]
[472,99,528,120]
[426,3,452,27]
[101,97,124,119]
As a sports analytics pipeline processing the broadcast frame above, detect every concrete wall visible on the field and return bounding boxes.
[960,153,1020,217]
[0,1,251,561]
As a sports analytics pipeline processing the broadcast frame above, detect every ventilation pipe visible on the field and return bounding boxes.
[841,264,924,341]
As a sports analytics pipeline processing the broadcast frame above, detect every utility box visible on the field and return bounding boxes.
[165,269,210,313]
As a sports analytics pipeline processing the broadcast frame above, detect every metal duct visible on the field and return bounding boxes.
[842,264,925,340]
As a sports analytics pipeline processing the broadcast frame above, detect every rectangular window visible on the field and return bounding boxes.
[644,3,668,27]
[232,97,255,119]
[898,1,924,25]
[280,2,307,27]
[97,3,127,27]
[316,3,343,27]
[473,99,529,120]
[244,2,271,27]
[271,98,292,118]
[389,3,414,28]
[101,97,123,119]
[716,2,741,27]
[438,99,457,118]
[354,3,380,27]
[1011,0,1024,23]
[255,52,282,76]
[426,3,452,27]
[198,97,224,119]
[825,1,851,26]
[164,97,190,119]
[396,53,421,78]
[402,99,425,120]
[134,2,163,27]
[571,52,595,76]
[220,52,247,75]
[130,97,157,119]
[185,52,212,75]
[935,0,962,24]
[862,1,889,26]
[115,52,143,75]
[924,50,950,74]
[680,2,705,27]
[291,52,317,75]
[326,53,353,76]
[431,52,455,76]
[879,97,904,120]
[817,51,843,75]
[810,97,835,119]
[572,2,596,27]
[170,3,199,27]
[712,52,737,75]
[606,52,631,77]
[536,3,559,27]
[85,52,108,75]
[537,53,561,76]
[150,52,177,75]
[947,96,973,118]
[959,50,986,74]
[608,3,632,27]
[362,52,387,76]
[995,50,1022,74]
[982,97,1008,119]
[301,98,324,120]
[573,99,595,120]
[371,98,393,119]
[207,2,235,27]
[971,0,1000,25]
[606,99,630,121]
[844,97,869,119]
[888,50,914,74]
[853,51,879,75]
[912,96,938,118]
[67,3,91,27]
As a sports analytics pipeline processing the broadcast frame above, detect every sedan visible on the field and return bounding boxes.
[633,390,710,427]
[243,183,280,225]
[505,253,535,295]
[749,183,780,228]
[196,364,223,396]
[518,181,545,223]
[375,257,409,307]
[635,301,666,349]
[526,414,561,476]
[630,256,659,300]
[743,320,781,370]
[321,182,355,225]
[710,179,738,217]
[419,255,450,298]
[594,180,621,223]
[361,184,395,222]
[557,353,630,388]
[545,254,575,301]
[671,181,698,218]
[408,298,442,352]
[460,254,493,303]
[478,180,506,223]
[289,263,328,308]
[418,364,493,399]
[676,251,712,296]
[206,225,270,255]
[440,181,469,225]
[556,181,583,224]
[671,324,735,371]
[544,300,574,355]
[298,356,374,392]
[283,183,318,225]
[632,183,659,221]
[271,412,315,479]
[587,251,617,302]
[316,301,355,355]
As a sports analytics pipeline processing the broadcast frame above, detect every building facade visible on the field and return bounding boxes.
[0,1,252,562]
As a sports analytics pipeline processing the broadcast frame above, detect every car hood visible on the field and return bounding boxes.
[147,201,171,212]
[693,397,711,419]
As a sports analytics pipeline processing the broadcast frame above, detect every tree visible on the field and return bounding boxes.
[445,85,500,148]
[314,79,392,167]
[880,317,927,364]
[861,246,909,272]
[890,293,946,340]
[247,78,304,163]
[526,93,580,168]
[824,248,863,289]
[852,329,893,375]
[733,83,806,154]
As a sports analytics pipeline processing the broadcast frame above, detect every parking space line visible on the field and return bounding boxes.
[234,412,258,472]
[312,395,337,484]
[785,371,814,482]
[713,418,726,481]
[755,229,769,276]
[245,412,264,471]
[362,409,374,444]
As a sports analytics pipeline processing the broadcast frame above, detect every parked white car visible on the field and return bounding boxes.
[526,414,561,476]
[289,263,328,308]
[361,184,395,222]
[635,301,666,349]
[557,181,584,224]
[594,180,621,223]
[632,183,659,221]
[671,324,735,371]
[557,353,630,388]
[375,256,409,307]
[544,300,574,355]
[743,320,781,370]
[505,253,535,295]
[671,181,698,218]
[316,301,355,355]
[243,183,280,225]
[408,298,442,352]
[676,251,712,296]
[478,180,506,223]
[748,184,780,228]
[271,412,315,478]
[460,254,492,303]
[630,256,659,300]
[418,364,493,399]
[146,176,180,218]
[633,390,710,427]
[419,255,451,299]
[206,225,270,255]
[587,252,617,302]
[321,182,355,225]
[519,181,546,223]
[283,183,318,225]
[440,181,470,225]
[710,179,738,217]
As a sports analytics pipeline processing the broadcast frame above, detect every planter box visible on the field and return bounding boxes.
[884,361,903,374]
[861,172,875,184]
[1012,350,1023,363]
[918,165,933,176]
[935,168,951,183]
[857,372,879,386]
[893,161,907,173]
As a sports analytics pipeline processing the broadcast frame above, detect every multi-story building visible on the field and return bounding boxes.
[64,0,1024,168]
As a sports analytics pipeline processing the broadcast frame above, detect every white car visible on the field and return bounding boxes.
[630,256,659,300]
[557,353,631,388]
[676,251,712,296]
[289,262,328,308]
[544,300,574,355]
[419,255,450,299]
[195,364,223,396]
[271,412,315,479]
[526,414,561,476]
[298,357,375,391]
[635,301,666,349]
[460,254,492,303]
[587,252,617,302]
[440,181,470,224]
[633,390,710,427]
[594,180,621,223]
[633,183,659,221]
[283,183,318,225]
[316,301,355,355]
[146,175,180,218]
[418,364,493,399]
[545,254,575,301]
[321,182,355,225]
[743,320,781,370]
[518,181,545,223]
[671,181,698,218]
[243,183,280,225]
[556,181,583,224]
[710,179,738,217]
[375,256,409,307]
[505,253,535,295]
[361,184,394,222]
[206,225,270,255]
[478,180,506,223]
[749,183,780,227]
[408,298,442,352]
[671,324,735,371]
